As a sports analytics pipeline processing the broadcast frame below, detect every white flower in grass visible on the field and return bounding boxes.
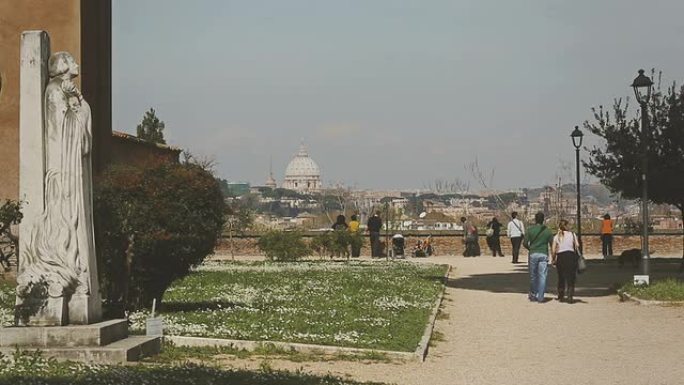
[0,308,14,327]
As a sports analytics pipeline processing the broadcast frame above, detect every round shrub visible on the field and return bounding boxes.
[257,230,310,262]
[94,161,225,315]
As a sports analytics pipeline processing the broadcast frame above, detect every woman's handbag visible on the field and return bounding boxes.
[573,233,587,274]
[576,251,587,274]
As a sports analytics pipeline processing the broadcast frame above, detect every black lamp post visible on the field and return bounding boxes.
[571,126,584,253]
[384,202,390,260]
[631,69,653,281]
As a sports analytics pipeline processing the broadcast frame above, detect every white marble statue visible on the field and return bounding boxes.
[16,48,101,326]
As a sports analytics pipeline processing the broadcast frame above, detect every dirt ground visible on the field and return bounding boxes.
[206,254,684,385]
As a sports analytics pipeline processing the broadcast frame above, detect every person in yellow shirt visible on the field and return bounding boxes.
[349,214,362,258]
[601,214,613,258]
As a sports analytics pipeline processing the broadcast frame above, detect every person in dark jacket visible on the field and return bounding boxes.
[367,211,383,257]
[486,217,504,257]
[461,216,480,257]
[332,214,348,231]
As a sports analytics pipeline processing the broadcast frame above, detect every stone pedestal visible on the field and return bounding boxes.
[68,294,101,325]
[0,319,161,363]
[15,297,68,327]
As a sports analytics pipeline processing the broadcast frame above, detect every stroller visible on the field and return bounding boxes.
[391,234,405,259]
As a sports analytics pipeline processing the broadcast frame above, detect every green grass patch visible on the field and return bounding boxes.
[129,260,447,352]
[621,278,684,301]
[0,350,385,385]
[148,341,393,364]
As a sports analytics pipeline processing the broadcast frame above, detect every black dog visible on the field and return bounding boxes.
[618,248,641,268]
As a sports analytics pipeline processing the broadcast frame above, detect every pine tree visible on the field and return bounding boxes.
[584,74,684,263]
[136,108,166,144]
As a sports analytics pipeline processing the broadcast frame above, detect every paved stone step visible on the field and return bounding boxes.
[0,335,161,364]
[0,319,128,347]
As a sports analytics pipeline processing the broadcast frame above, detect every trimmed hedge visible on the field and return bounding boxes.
[257,230,310,261]
[94,161,225,315]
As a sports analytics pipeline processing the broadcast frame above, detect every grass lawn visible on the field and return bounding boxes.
[0,350,385,385]
[129,260,447,352]
[621,278,684,301]
[148,340,393,364]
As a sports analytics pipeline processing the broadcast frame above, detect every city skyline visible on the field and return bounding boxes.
[112,0,684,190]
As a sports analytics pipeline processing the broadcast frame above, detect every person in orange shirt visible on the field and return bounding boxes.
[348,214,362,258]
[601,214,614,258]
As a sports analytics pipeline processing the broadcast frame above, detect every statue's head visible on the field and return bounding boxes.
[48,52,79,78]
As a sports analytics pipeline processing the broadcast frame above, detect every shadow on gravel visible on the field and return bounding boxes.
[448,258,682,298]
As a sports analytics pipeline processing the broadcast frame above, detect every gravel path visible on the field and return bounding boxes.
[213,254,684,385]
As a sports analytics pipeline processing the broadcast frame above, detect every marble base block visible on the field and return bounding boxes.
[0,319,127,347]
[68,294,102,325]
[15,297,68,327]
[0,320,160,364]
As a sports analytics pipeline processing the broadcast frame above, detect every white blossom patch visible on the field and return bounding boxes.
[131,261,446,351]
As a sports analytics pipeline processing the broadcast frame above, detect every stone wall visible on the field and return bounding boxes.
[216,234,684,258]
[110,131,181,166]
[0,0,111,201]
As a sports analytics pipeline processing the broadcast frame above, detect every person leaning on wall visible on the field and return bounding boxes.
[600,213,614,259]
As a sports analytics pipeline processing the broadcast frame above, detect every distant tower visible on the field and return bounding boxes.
[265,156,277,189]
[282,141,321,193]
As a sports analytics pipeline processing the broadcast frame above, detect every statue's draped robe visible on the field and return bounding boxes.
[17,78,95,300]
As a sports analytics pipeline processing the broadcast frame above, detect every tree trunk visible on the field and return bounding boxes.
[679,205,684,272]
[123,233,134,316]
[229,222,235,261]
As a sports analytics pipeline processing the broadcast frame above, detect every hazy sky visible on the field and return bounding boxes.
[112,0,684,190]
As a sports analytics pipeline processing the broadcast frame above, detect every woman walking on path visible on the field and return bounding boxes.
[601,214,614,259]
[551,219,581,303]
[348,214,362,258]
[486,217,504,257]
[507,212,525,263]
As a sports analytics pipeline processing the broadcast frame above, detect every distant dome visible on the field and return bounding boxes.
[283,143,321,192]
[285,144,320,177]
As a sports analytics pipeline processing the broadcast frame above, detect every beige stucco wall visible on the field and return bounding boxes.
[0,0,81,201]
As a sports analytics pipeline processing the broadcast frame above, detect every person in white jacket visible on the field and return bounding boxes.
[507,212,525,263]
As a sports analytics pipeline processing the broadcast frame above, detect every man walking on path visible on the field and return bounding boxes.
[524,212,554,302]
[367,211,383,257]
[507,212,525,263]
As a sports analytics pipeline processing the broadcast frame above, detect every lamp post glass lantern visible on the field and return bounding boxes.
[631,69,653,104]
[631,69,653,282]
[571,126,583,252]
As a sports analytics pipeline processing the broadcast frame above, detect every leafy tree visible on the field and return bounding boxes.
[217,178,231,197]
[94,160,225,314]
[584,74,684,261]
[0,200,22,240]
[136,108,166,144]
[0,200,22,269]
[225,199,254,259]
